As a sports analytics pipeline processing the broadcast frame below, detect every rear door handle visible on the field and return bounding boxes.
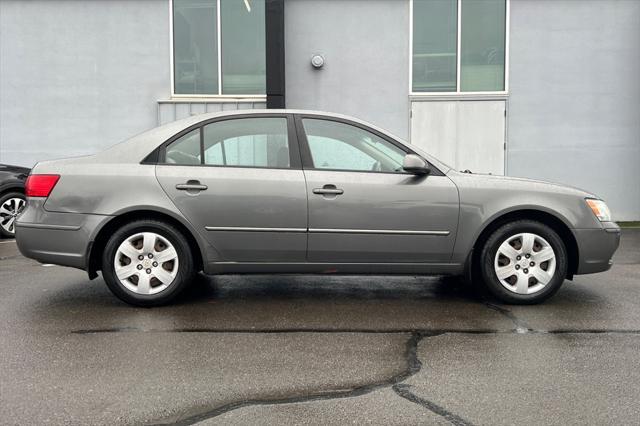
[313,184,344,195]
[313,188,344,195]
[176,181,208,191]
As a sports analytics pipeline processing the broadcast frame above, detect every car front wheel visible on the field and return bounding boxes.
[101,219,195,306]
[480,220,568,304]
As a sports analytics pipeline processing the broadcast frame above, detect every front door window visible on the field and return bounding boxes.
[301,119,406,173]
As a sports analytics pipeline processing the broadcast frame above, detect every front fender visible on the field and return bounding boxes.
[448,175,601,264]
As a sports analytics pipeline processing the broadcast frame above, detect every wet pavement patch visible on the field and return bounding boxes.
[0,230,639,424]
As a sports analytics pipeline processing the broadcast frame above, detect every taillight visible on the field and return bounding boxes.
[25,174,60,197]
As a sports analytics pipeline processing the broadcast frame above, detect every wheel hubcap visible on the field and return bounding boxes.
[494,232,556,295]
[0,197,26,235]
[114,232,179,295]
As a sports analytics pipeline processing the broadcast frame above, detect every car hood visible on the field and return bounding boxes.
[447,170,599,199]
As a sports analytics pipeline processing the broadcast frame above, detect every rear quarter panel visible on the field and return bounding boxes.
[31,160,222,262]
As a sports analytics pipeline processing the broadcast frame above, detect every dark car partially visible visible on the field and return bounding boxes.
[0,164,30,238]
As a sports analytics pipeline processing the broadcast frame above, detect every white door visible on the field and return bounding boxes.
[410,100,506,175]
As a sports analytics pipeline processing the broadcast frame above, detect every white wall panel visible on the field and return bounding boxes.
[411,100,505,175]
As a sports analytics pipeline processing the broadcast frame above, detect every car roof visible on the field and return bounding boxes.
[94,109,450,172]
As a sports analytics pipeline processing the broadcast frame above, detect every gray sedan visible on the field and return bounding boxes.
[15,110,620,306]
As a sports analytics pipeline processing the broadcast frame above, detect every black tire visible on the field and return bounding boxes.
[101,219,195,306]
[0,191,26,238]
[480,220,568,305]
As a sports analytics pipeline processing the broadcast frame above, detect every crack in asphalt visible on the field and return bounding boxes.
[74,305,640,425]
[73,327,502,335]
[393,384,475,426]
[71,327,640,335]
[150,331,438,426]
[135,327,640,425]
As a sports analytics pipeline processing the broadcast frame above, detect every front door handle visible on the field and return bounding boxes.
[313,184,344,196]
[176,180,208,191]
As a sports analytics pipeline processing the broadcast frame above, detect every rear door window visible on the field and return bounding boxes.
[164,129,201,165]
[203,117,290,168]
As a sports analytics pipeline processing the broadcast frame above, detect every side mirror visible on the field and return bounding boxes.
[402,154,430,175]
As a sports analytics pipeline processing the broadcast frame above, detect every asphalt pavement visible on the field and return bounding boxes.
[0,230,639,425]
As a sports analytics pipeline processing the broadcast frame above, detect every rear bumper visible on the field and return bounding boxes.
[15,199,110,270]
[574,223,621,274]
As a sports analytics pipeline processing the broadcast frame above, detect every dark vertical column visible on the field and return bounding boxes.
[265,0,285,109]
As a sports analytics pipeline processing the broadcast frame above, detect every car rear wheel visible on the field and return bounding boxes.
[0,192,26,238]
[101,219,195,306]
[480,220,568,304]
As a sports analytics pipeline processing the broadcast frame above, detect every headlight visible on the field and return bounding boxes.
[586,199,612,222]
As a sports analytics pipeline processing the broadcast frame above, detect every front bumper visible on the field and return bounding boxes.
[15,198,110,270]
[574,222,621,274]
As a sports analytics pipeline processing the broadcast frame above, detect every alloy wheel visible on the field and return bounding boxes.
[493,232,556,295]
[0,197,26,235]
[114,232,179,295]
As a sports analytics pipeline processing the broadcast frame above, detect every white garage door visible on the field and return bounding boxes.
[410,100,506,175]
